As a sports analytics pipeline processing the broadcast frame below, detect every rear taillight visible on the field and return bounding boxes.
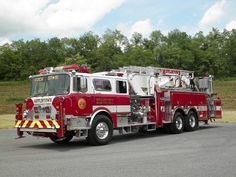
[45,106,51,113]
[34,106,39,113]
[34,106,51,113]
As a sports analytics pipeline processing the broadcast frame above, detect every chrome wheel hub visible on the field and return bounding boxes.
[96,122,109,140]
[189,115,196,128]
[176,117,183,130]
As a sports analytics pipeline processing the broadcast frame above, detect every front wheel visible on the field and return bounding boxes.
[87,115,113,145]
[170,112,184,134]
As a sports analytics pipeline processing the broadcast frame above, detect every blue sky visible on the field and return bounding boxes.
[95,0,205,31]
[0,0,236,44]
[94,0,236,36]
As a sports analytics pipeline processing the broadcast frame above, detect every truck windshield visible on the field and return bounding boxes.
[31,74,70,97]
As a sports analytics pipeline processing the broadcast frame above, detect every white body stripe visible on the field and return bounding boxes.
[93,105,130,113]
[93,105,116,112]
[117,105,130,112]
[198,106,208,111]
[215,106,222,111]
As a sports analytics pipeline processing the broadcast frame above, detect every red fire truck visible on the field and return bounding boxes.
[15,64,222,145]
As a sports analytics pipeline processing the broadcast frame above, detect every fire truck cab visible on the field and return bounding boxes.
[15,64,222,145]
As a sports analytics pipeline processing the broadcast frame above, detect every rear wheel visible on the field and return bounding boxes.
[185,111,199,131]
[87,115,113,145]
[50,132,74,144]
[170,112,184,134]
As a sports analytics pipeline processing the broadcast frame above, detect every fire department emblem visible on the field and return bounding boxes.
[78,98,86,110]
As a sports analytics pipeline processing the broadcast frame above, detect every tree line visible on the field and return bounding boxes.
[0,28,236,80]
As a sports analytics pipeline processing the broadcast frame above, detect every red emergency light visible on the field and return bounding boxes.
[38,64,90,74]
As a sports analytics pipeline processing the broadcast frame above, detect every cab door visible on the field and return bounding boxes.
[115,80,131,127]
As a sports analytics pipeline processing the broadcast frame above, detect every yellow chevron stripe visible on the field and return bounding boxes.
[36,120,43,128]
[43,120,52,128]
[22,120,29,128]
[15,120,22,127]
[29,120,36,128]
[17,120,59,129]
[52,120,60,128]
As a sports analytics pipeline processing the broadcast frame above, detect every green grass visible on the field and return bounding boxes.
[214,80,236,110]
[0,114,15,129]
[0,81,30,114]
[218,111,236,123]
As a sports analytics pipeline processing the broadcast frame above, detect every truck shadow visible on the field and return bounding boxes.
[19,139,90,150]
[19,124,222,151]
[19,131,166,151]
[198,124,222,130]
[111,124,222,144]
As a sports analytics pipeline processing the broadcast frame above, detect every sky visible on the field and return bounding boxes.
[0,0,236,45]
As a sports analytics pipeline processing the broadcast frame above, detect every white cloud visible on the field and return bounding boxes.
[130,19,153,37]
[0,0,126,38]
[0,0,50,36]
[117,19,153,38]
[226,20,236,31]
[0,37,11,45]
[198,0,227,30]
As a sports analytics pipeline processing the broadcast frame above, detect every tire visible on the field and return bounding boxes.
[170,112,184,134]
[185,111,199,131]
[50,132,74,144]
[87,114,113,145]
[162,124,171,134]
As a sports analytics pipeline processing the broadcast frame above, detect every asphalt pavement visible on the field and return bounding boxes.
[0,123,236,177]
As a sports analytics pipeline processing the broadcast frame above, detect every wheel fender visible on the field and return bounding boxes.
[172,107,185,122]
[89,109,111,127]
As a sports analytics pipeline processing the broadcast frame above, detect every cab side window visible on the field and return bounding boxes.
[73,77,87,92]
[93,79,112,91]
[116,81,127,94]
